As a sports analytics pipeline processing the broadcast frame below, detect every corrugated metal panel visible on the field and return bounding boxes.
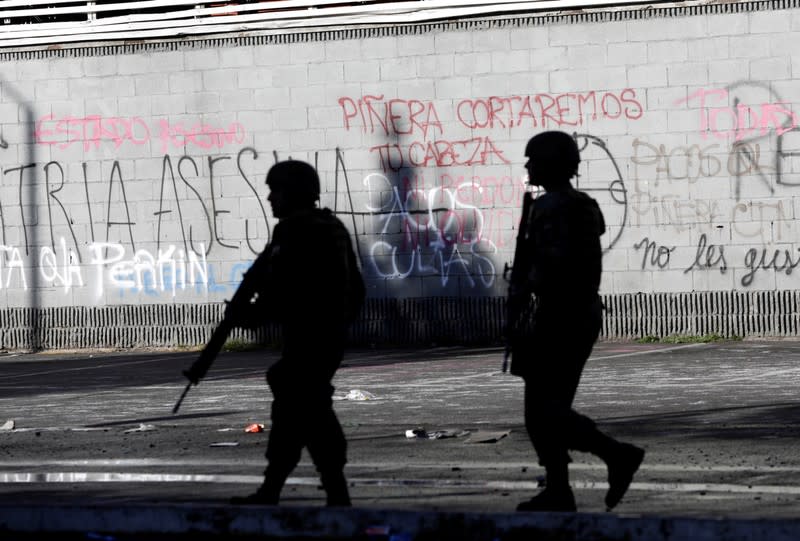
[0,0,737,49]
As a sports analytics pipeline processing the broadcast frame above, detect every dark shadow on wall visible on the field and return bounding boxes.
[0,78,41,351]
[329,132,629,346]
[329,126,507,346]
[234,143,508,347]
[247,132,628,347]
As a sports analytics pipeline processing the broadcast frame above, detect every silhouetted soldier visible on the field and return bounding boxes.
[228,160,365,506]
[507,131,644,512]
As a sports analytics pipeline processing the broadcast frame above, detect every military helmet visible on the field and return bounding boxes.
[266,160,321,203]
[525,131,581,181]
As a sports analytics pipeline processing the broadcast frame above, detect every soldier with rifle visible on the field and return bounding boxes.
[505,131,644,512]
[178,159,365,507]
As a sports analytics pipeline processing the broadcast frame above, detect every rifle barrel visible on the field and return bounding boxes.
[172,381,193,414]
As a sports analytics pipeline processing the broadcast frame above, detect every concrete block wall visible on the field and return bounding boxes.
[0,0,799,348]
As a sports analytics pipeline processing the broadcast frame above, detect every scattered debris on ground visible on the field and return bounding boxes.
[405,427,470,440]
[335,389,378,401]
[122,423,156,434]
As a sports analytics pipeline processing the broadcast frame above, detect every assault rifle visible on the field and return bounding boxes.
[172,254,269,414]
[502,190,535,373]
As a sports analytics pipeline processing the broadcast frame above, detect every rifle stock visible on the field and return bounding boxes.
[503,190,535,373]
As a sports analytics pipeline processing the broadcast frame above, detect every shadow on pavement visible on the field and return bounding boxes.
[600,401,800,440]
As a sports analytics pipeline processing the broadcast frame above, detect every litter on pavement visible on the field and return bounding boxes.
[122,423,156,434]
[335,389,378,401]
[244,423,265,433]
[0,420,14,431]
[405,428,470,440]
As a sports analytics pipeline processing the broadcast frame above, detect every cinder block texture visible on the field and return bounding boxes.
[0,2,798,347]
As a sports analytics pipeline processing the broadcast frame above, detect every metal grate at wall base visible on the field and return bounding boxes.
[1,291,798,351]
[602,290,800,340]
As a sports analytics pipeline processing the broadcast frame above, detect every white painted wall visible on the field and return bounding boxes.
[0,3,798,314]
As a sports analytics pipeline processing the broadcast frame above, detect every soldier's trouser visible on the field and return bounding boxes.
[260,367,350,505]
[522,299,616,468]
[266,385,347,475]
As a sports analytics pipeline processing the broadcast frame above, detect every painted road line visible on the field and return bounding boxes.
[0,472,262,483]
[3,356,186,379]
[2,472,800,496]
[0,343,707,381]
[363,372,508,387]
[345,344,701,366]
[709,366,800,385]
[590,343,707,361]
[347,348,502,362]
[2,459,800,473]
[0,384,269,392]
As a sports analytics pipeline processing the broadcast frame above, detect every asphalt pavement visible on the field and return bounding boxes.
[1,340,800,539]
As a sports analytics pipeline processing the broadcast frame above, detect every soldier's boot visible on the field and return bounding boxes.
[586,429,645,510]
[320,470,351,507]
[517,462,576,512]
[230,465,288,505]
[604,442,645,510]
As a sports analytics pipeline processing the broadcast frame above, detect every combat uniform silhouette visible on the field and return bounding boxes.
[230,160,365,507]
[508,131,644,512]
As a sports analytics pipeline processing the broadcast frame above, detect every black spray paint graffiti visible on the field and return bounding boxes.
[776,127,800,186]
[633,234,730,274]
[330,148,497,288]
[0,132,627,292]
[661,81,800,201]
[1,144,504,289]
[722,81,796,200]
[684,234,728,275]
[1,147,274,263]
[335,134,629,288]
[630,138,775,185]
[572,133,628,253]
[742,246,800,287]
[155,149,271,257]
[633,237,674,270]
[634,232,800,287]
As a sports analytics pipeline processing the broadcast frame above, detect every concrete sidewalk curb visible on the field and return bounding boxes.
[3,504,800,540]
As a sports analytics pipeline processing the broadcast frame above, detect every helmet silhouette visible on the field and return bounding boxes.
[266,160,321,204]
[525,131,581,183]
